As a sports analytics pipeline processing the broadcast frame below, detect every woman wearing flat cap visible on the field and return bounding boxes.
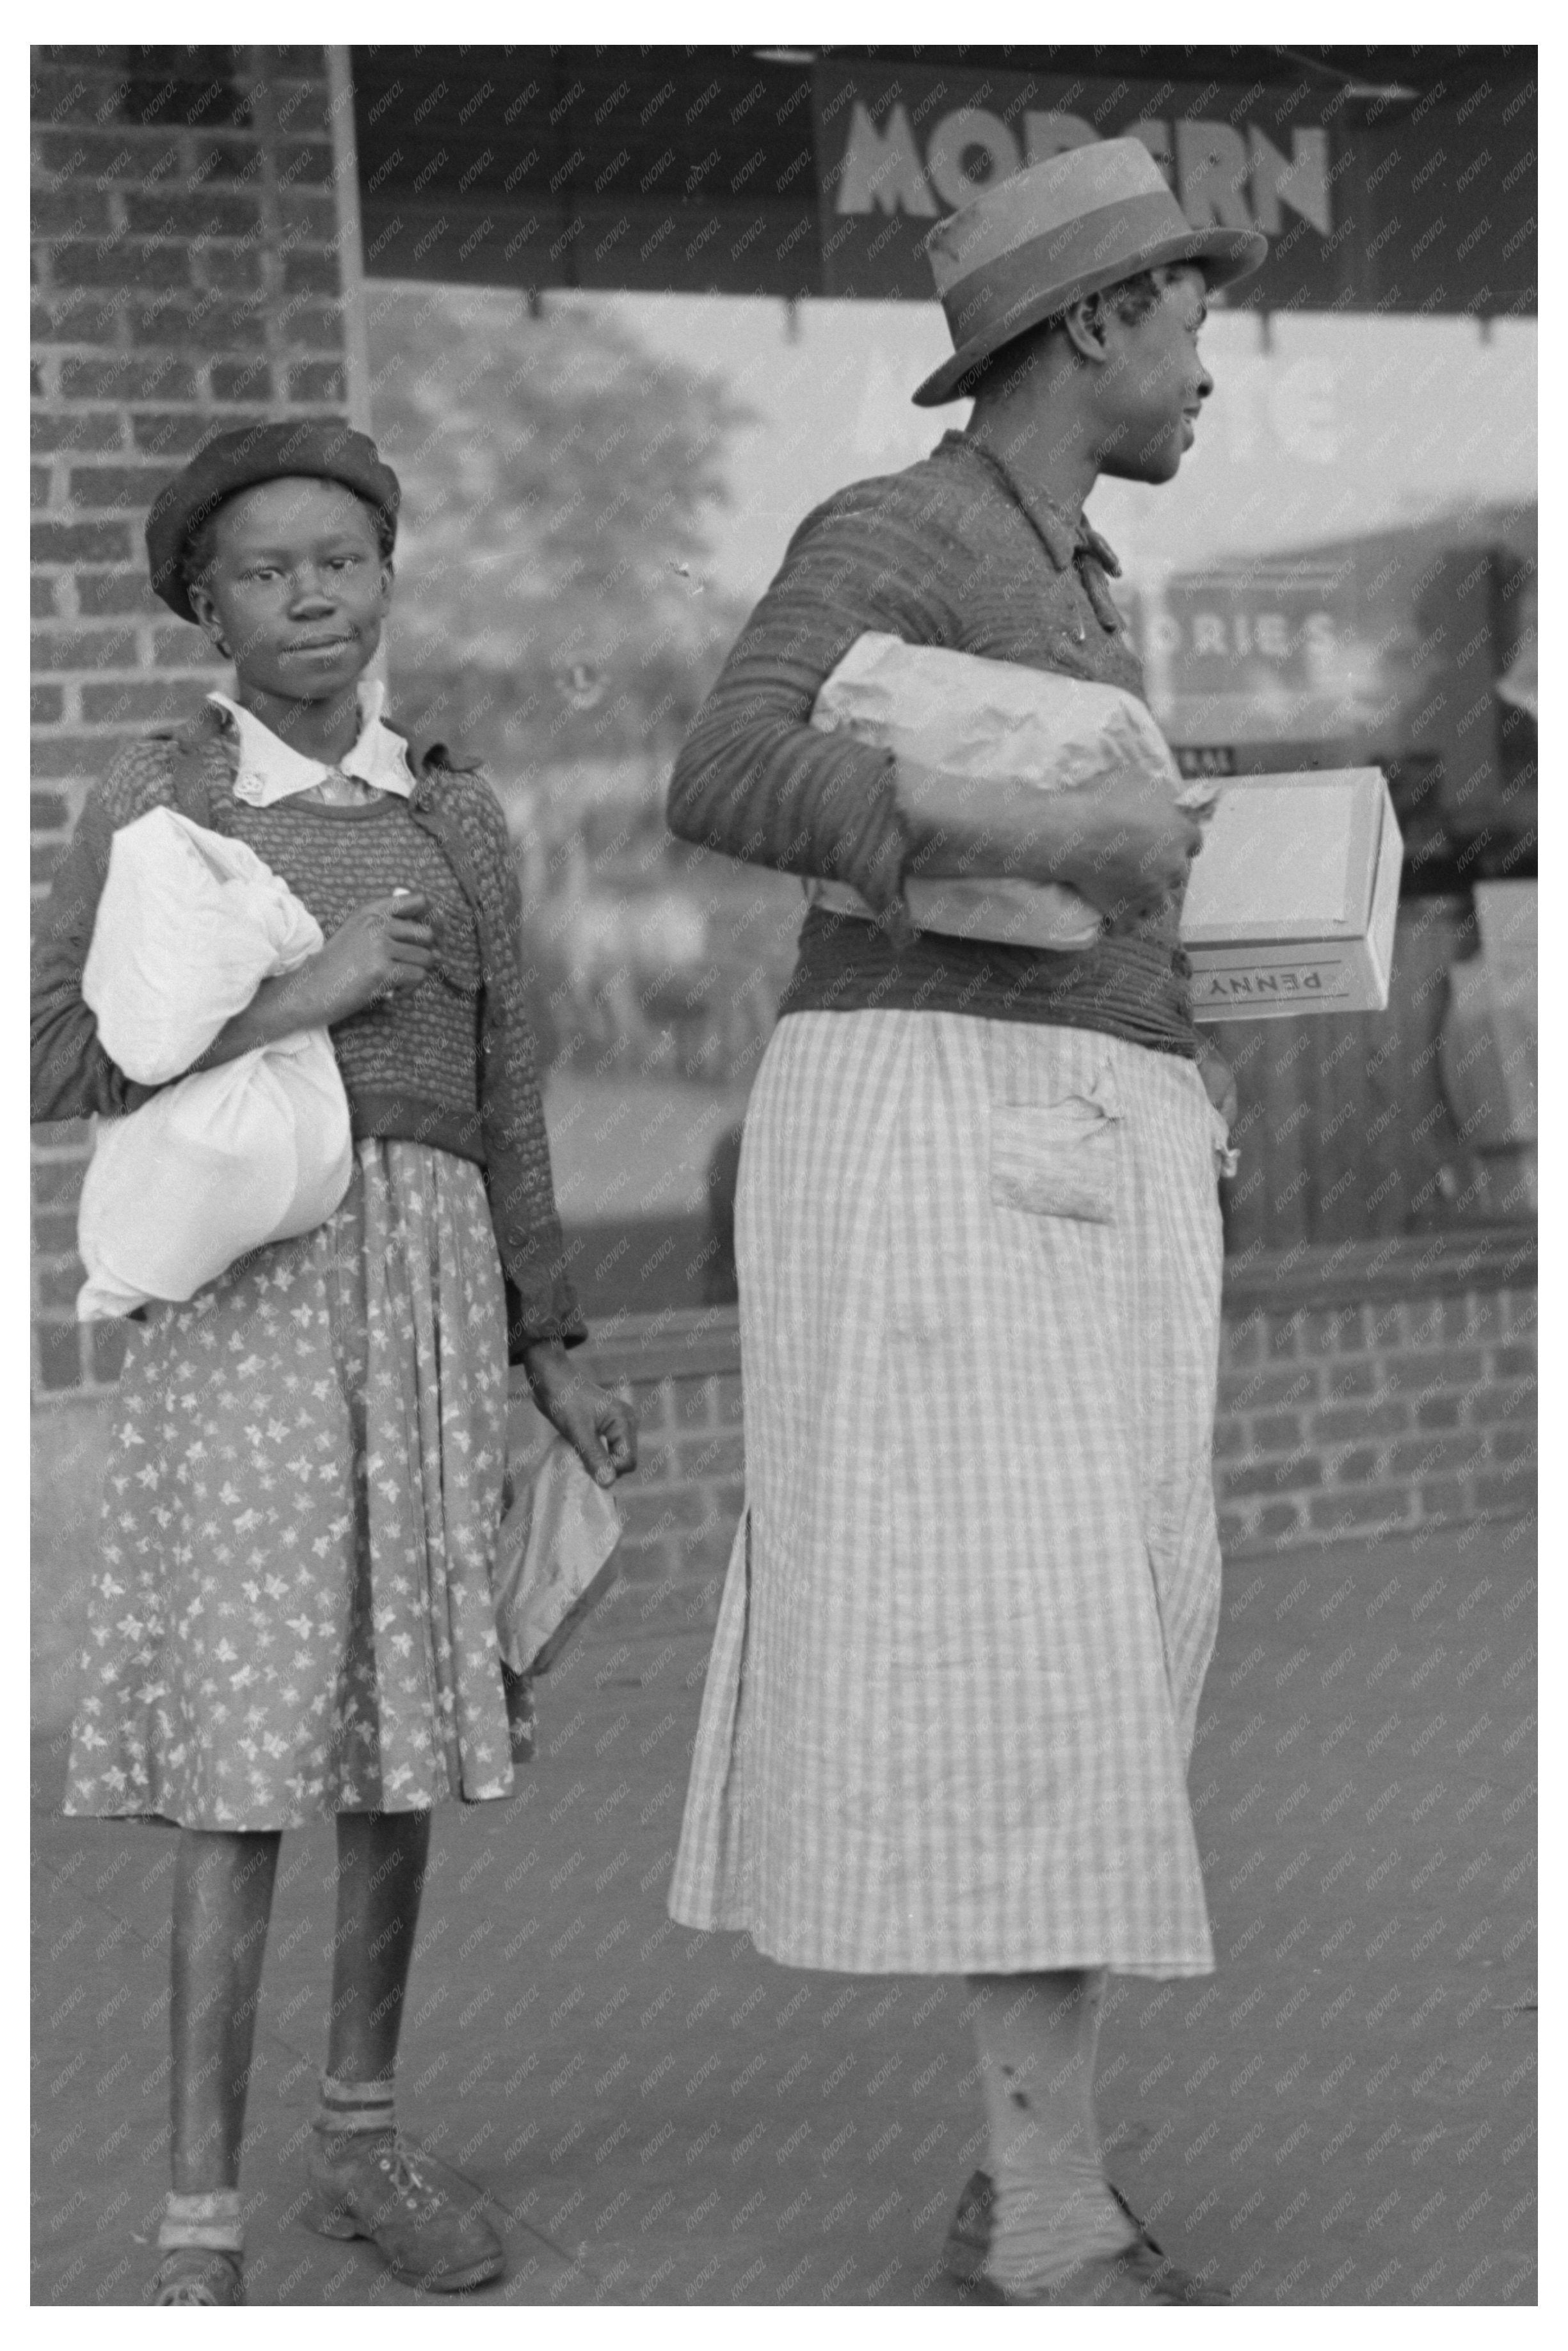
[667,138,1265,2305]
[32,422,635,2302]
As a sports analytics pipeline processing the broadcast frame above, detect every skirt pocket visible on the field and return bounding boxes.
[989,1088,1121,1223]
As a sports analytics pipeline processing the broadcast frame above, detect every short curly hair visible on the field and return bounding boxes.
[961,267,1179,401]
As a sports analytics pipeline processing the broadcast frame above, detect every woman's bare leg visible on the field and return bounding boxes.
[325,1809,432,2083]
[168,1829,281,2190]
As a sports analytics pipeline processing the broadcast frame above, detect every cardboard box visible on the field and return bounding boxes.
[1181,768,1403,1021]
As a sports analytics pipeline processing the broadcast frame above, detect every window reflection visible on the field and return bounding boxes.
[372,289,1536,1312]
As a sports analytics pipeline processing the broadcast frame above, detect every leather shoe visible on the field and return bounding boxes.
[305,2130,504,2292]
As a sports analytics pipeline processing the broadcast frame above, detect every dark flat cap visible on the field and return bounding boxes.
[145,421,401,622]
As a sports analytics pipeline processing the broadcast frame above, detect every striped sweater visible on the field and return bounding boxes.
[667,429,1199,1056]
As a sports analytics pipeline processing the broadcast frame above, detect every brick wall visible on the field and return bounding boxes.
[577,1232,1538,1627]
[30,42,353,1397]
[33,1244,1535,1729]
[582,1319,748,1623]
[1213,1270,1537,1554]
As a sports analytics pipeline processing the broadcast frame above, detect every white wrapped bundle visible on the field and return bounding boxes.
[808,632,1210,949]
[77,808,352,1319]
[84,806,324,1082]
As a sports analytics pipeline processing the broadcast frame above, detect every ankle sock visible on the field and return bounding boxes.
[968,1969,1137,2294]
[159,2187,244,2254]
[315,2071,397,2140]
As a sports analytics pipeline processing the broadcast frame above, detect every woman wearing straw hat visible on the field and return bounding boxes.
[665,138,1265,2306]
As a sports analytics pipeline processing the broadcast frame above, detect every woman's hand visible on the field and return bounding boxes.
[1050,776,1204,920]
[307,891,435,1025]
[892,758,1201,917]
[522,1340,639,1488]
[186,890,433,1073]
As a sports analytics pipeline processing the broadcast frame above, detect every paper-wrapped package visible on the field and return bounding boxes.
[493,1434,623,1676]
[808,632,1210,949]
[76,808,352,1319]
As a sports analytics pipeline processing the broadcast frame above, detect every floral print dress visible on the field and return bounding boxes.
[66,1139,515,1829]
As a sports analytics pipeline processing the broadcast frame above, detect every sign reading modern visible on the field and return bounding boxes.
[812,61,1526,315]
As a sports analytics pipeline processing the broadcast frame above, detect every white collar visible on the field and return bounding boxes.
[207,680,417,807]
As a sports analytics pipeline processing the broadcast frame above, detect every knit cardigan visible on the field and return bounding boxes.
[667,429,1200,1057]
[31,705,585,1358]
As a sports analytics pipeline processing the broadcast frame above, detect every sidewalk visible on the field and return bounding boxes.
[32,1519,1536,2307]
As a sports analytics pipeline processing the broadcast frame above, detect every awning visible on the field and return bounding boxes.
[352,45,1536,317]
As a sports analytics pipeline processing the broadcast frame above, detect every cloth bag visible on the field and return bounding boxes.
[85,805,328,1080]
[76,806,353,1319]
[808,632,1215,947]
[492,1433,623,1678]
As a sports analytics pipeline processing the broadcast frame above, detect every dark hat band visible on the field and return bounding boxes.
[940,192,1187,348]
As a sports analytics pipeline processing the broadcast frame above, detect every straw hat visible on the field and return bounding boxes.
[913,135,1266,407]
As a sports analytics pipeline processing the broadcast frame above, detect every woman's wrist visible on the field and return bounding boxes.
[520,1337,573,1384]
[191,958,330,1072]
[266,956,332,1032]
[895,758,1076,885]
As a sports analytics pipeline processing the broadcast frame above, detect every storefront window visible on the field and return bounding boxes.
[371,287,1536,1313]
